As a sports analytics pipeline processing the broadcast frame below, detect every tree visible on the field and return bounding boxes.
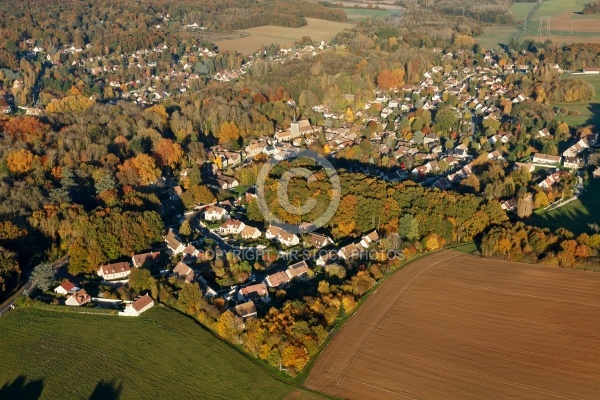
[179,220,192,238]
[154,138,184,169]
[517,193,533,218]
[6,149,34,175]
[377,69,405,91]
[128,268,154,294]
[117,154,161,186]
[218,121,240,145]
[31,263,54,292]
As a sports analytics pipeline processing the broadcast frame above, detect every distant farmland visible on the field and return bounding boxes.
[215,18,354,54]
[520,0,600,43]
[306,251,600,399]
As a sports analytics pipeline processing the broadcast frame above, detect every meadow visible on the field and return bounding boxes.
[215,18,354,54]
[0,306,299,400]
[342,8,398,21]
[528,178,600,235]
[554,74,600,127]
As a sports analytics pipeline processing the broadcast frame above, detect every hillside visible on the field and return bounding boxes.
[0,307,296,400]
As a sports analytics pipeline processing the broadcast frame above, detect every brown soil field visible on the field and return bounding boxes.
[215,18,354,54]
[305,251,600,399]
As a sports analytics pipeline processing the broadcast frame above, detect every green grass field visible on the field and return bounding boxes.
[528,178,600,235]
[510,2,537,21]
[554,74,600,127]
[343,8,398,21]
[0,307,299,400]
[476,2,536,50]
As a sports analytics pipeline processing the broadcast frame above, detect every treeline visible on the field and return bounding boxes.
[537,78,595,103]
[583,2,600,14]
[482,222,600,269]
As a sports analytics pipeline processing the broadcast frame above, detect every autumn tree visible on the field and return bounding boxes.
[117,154,161,186]
[154,138,184,169]
[376,69,405,91]
[218,121,240,145]
[6,149,34,175]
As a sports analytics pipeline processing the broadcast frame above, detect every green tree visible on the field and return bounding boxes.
[31,263,54,292]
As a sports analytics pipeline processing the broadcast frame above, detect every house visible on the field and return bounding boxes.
[454,144,470,159]
[337,243,363,260]
[209,174,239,190]
[65,289,91,306]
[264,271,290,287]
[164,229,185,254]
[563,138,589,158]
[538,172,563,189]
[238,283,269,301]
[172,261,195,283]
[501,198,517,211]
[120,294,154,316]
[240,225,261,240]
[563,157,580,170]
[204,206,228,221]
[54,280,79,295]
[514,162,535,173]
[532,153,562,166]
[217,218,246,235]
[265,225,300,247]
[234,301,257,319]
[360,231,379,249]
[285,261,309,280]
[131,251,161,268]
[305,233,333,248]
[98,262,131,280]
[583,68,600,75]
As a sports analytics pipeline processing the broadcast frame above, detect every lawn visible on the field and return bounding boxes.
[0,306,298,400]
[554,74,600,127]
[476,2,536,50]
[342,8,398,21]
[510,2,537,21]
[527,178,600,235]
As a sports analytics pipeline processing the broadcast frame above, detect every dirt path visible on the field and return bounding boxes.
[305,251,600,399]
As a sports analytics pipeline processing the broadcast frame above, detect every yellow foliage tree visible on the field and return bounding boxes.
[6,148,34,174]
[219,121,240,145]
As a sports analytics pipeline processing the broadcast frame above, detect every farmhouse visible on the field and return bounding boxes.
[165,229,186,254]
[132,251,161,268]
[120,294,154,317]
[172,261,195,283]
[264,271,290,288]
[98,262,131,280]
[204,206,228,221]
[265,225,300,247]
[238,283,269,302]
[65,289,91,306]
[54,280,79,295]
[583,68,600,75]
[532,153,562,166]
[285,261,309,280]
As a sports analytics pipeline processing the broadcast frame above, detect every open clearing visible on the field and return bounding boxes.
[0,306,296,399]
[215,18,354,54]
[477,2,536,50]
[306,250,600,399]
[343,8,399,21]
[521,0,600,44]
[553,74,600,127]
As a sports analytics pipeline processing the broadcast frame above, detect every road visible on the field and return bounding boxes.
[0,255,69,317]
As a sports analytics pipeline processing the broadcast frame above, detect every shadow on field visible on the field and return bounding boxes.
[0,375,44,399]
[89,379,123,400]
[584,103,600,126]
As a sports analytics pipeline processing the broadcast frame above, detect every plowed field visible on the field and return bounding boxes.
[306,251,600,399]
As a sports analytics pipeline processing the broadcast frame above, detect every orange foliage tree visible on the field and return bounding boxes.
[6,148,34,174]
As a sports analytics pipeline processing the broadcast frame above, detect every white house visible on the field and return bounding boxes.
[65,289,91,306]
[563,157,580,170]
[285,261,309,280]
[305,233,333,248]
[204,206,228,221]
[119,294,154,317]
[234,301,257,319]
[265,225,300,247]
[538,172,563,189]
[238,283,269,301]
[240,226,261,240]
[98,262,131,280]
[217,218,246,235]
[360,230,379,249]
[54,280,79,295]
[562,138,589,158]
[264,271,290,288]
[164,229,186,254]
[532,153,562,166]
